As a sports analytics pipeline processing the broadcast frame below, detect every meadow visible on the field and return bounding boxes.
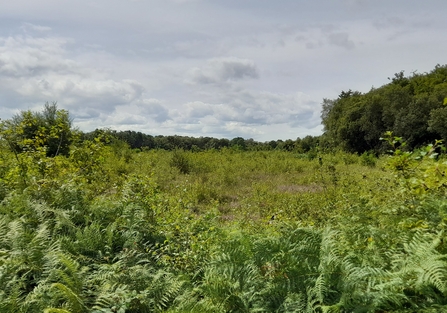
[1,133,447,312]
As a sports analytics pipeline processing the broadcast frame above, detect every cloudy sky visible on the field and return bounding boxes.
[1,0,446,141]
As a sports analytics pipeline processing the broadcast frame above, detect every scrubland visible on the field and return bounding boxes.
[1,134,447,312]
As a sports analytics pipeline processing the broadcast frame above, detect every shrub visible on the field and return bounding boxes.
[361,151,377,167]
[170,149,192,174]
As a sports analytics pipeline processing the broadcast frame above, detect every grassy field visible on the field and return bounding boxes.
[1,139,447,312]
[139,149,390,223]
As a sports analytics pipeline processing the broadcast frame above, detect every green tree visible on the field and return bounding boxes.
[321,65,447,153]
[393,94,439,147]
[230,137,247,150]
[428,106,447,142]
[0,102,73,157]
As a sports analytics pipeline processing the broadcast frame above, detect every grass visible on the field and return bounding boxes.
[119,149,397,227]
[3,140,447,312]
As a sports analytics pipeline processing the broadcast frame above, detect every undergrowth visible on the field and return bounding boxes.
[1,129,447,312]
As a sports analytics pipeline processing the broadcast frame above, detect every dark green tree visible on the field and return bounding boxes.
[428,106,447,142]
[230,137,247,150]
[321,65,447,153]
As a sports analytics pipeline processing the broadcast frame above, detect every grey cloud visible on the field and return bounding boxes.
[139,99,170,123]
[293,25,355,51]
[218,58,259,80]
[327,32,355,50]
[73,98,169,130]
[0,36,76,77]
[0,34,147,116]
[305,41,323,50]
[2,0,446,141]
[289,111,315,127]
[186,101,214,119]
[173,88,320,132]
[169,0,202,3]
[372,16,433,42]
[188,57,259,85]
[114,115,147,125]
[373,17,405,30]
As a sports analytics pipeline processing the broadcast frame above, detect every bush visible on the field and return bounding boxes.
[170,149,192,174]
[361,151,377,167]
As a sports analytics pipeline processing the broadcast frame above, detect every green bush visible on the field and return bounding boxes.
[170,149,192,174]
[361,151,377,167]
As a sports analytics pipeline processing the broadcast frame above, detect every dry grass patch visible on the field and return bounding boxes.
[277,184,323,193]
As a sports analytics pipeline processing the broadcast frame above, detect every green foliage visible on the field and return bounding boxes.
[0,102,73,157]
[360,151,377,167]
[428,107,447,142]
[322,65,447,153]
[3,104,447,312]
[170,149,192,174]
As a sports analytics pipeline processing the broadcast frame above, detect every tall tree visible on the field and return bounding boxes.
[321,65,447,153]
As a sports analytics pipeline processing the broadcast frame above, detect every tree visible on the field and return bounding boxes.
[428,107,447,142]
[393,94,439,147]
[321,65,447,153]
[230,137,246,150]
[0,102,73,157]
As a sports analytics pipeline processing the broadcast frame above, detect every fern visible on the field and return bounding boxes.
[92,268,185,312]
[390,230,447,307]
[48,282,87,313]
[44,309,73,313]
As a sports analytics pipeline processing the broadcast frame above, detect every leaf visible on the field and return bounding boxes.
[44,309,73,313]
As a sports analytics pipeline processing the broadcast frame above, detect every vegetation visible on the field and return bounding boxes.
[321,65,447,154]
[2,65,447,312]
[89,65,447,156]
[86,130,319,155]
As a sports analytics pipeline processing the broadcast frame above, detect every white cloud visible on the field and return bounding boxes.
[169,88,320,140]
[185,101,214,119]
[0,34,147,117]
[138,99,170,122]
[224,122,264,137]
[1,0,447,141]
[0,36,75,78]
[20,23,52,32]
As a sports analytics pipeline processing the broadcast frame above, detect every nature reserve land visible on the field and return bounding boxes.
[2,65,447,312]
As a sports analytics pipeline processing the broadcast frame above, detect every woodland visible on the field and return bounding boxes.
[0,65,447,312]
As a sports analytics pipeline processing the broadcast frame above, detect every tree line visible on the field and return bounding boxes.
[321,64,447,154]
[0,103,320,163]
[2,64,446,158]
[86,64,447,155]
[83,129,320,153]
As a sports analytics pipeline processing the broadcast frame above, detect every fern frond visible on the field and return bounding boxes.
[0,216,10,245]
[44,308,73,313]
[50,282,87,313]
[279,292,307,313]
[393,230,447,295]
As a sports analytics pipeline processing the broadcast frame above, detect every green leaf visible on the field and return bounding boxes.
[44,309,73,313]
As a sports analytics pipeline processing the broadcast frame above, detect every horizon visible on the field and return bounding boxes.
[1,0,446,141]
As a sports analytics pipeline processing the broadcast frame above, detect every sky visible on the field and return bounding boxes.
[0,0,446,141]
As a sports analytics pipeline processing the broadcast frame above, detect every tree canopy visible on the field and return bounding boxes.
[321,64,447,153]
[0,102,73,157]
